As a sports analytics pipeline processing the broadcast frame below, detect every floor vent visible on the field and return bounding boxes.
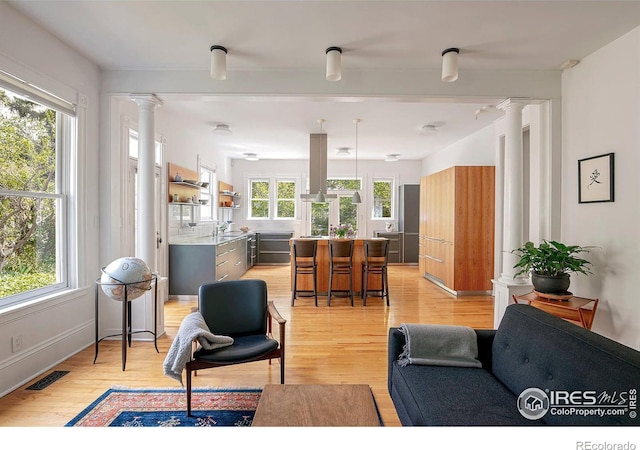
[25,371,70,390]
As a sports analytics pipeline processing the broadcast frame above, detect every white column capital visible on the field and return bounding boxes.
[496,98,529,111]
[130,94,163,110]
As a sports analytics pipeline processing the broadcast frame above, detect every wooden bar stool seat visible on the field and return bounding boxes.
[328,239,355,306]
[361,238,390,306]
[291,239,318,306]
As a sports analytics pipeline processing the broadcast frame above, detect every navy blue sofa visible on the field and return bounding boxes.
[388,303,640,426]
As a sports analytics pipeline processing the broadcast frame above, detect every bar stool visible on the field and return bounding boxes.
[291,239,318,306]
[327,239,354,306]
[361,238,390,306]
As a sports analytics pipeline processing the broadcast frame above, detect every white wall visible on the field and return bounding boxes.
[228,158,422,238]
[0,3,101,396]
[561,26,640,349]
[421,125,496,176]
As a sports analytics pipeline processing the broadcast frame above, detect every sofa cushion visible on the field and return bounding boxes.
[492,304,640,426]
[390,361,540,425]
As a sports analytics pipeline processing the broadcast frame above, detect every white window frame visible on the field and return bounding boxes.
[275,178,297,220]
[199,165,216,222]
[0,77,75,308]
[248,177,271,219]
[371,177,394,220]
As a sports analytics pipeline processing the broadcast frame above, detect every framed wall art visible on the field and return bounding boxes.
[578,152,614,203]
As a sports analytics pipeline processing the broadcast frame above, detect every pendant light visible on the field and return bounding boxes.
[352,119,361,204]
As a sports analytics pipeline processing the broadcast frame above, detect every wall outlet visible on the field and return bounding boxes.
[11,334,22,353]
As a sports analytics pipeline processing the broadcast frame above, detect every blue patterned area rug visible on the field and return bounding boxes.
[65,387,262,427]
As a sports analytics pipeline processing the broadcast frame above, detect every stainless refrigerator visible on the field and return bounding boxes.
[398,184,419,263]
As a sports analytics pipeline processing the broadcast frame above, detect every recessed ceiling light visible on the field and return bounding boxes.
[385,154,399,162]
[336,147,351,156]
[420,124,438,136]
[212,123,232,135]
[244,153,258,161]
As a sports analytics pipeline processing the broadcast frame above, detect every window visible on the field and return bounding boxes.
[309,178,360,236]
[0,83,74,305]
[248,177,297,219]
[276,179,295,219]
[249,179,270,218]
[372,179,393,219]
[199,166,216,221]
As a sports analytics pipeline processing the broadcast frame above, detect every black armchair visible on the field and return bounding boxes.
[185,279,286,416]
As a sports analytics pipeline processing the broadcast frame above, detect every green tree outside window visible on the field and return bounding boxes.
[373,180,392,218]
[250,179,270,218]
[276,180,295,218]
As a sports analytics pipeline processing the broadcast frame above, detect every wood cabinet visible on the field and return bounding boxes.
[418,166,495,294]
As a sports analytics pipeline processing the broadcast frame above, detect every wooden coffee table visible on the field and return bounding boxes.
[252,384,381,426]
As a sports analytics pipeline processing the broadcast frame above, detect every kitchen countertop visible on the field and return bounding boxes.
[170,230,294,245]
[169,232,251,245]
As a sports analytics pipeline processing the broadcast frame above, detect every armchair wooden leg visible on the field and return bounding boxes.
[186,366,192,417]
[280,354,285,384]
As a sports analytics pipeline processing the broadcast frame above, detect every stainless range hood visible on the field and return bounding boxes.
[300,133,337,201]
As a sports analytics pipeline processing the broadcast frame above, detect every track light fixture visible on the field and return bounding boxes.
[441,47,459,82]
[326,47,342,81]
[210,45,228,80]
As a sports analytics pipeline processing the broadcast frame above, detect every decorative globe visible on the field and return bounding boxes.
[100,257,152,301]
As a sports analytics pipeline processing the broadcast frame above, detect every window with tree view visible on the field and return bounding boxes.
[249,179,270,218]
[0,85,70,303]
[373,179,393,218]
[276,179,295,218]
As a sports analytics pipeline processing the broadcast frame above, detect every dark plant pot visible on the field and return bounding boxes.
[532,272,570,294]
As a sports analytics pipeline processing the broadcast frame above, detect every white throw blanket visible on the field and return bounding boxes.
[398,323,482,368]
[163,311,234,385]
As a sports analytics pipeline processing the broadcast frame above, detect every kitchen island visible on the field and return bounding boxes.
[290,238,384,298]
[169,232,252,295]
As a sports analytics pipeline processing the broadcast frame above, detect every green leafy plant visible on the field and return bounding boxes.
[512,240,593,277]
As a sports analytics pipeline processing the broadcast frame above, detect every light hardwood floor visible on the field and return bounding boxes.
[0,265,494,427]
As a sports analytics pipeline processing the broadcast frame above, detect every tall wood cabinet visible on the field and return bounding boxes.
[419,166,495,294]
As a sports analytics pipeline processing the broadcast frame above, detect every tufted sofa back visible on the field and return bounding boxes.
[492,304,640,425]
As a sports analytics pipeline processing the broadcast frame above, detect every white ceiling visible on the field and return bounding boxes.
[8,0,640,161]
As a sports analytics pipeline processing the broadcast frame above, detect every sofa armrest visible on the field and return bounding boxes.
[475,329,497,370]
[388,327,405,394]
[387,327,497,393]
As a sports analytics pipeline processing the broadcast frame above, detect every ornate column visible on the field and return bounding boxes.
[493,98,532,328]
[131,94,163,273]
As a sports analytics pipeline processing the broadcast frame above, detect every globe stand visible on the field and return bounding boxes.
[94,272,159,371]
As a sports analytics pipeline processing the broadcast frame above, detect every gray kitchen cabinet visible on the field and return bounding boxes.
[169,236,249,295]
[256,232,293,264]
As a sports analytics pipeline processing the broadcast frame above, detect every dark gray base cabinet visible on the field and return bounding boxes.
[256,232,293,265]
[169,237,247,295]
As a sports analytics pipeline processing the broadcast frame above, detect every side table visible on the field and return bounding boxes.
[513,291,599,330]
[94,274,159,370]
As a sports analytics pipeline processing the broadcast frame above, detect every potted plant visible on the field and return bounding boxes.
[512,240,594,294]
[330,224,356,239]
